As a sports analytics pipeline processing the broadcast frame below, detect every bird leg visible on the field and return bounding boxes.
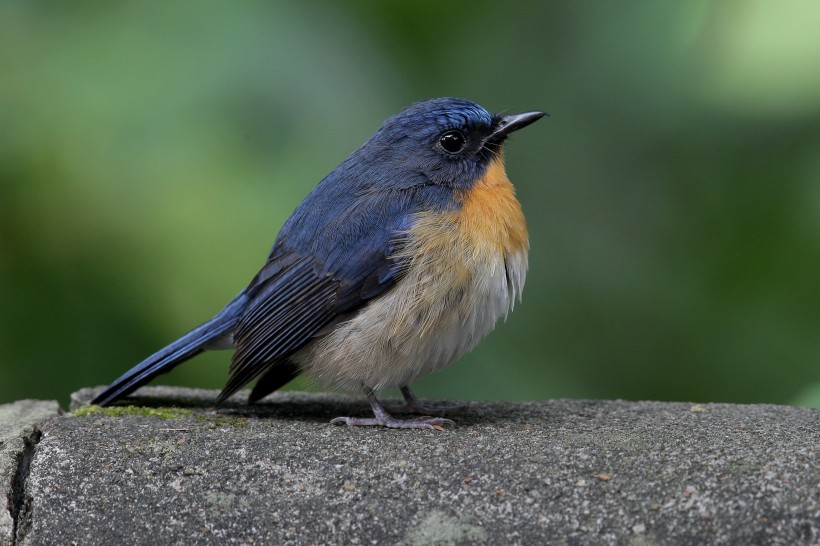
[379,386,468,417]
[330,387,454,430]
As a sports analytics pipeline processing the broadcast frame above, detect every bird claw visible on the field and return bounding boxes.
[331,386,457,429]
[330,415,455,430]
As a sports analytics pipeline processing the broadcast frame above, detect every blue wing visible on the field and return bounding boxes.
[217,178,452,403]
[93,144,458,407]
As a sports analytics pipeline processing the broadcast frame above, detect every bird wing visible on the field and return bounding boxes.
[216,189,415,403]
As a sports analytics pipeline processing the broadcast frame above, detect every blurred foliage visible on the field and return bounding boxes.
[1,1,819,408]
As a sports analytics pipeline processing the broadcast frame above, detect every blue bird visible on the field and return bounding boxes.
[92,97,545,429]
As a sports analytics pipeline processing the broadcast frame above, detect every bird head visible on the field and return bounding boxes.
[361,97,545,189]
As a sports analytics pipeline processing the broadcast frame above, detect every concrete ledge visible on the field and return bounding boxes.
[0,400,62,546]
[4,387,820,545]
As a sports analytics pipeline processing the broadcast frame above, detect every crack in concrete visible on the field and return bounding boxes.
[9,427,42,546]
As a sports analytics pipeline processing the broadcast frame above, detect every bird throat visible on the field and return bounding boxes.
[456,155,529,256]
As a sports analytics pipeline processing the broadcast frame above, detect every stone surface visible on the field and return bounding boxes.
[0,400,61,546]
[10,387,820,545]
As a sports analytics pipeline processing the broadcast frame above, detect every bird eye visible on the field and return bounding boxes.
[438,130,466,154]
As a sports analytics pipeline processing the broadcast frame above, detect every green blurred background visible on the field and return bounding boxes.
[2,1,819,409]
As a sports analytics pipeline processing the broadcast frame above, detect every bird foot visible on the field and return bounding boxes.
[330,415,454,430]
[331,386,457,430]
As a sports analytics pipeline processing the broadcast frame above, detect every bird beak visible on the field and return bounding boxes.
[489,111,547,140]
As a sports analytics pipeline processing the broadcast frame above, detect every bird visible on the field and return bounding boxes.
[92,97,545,429]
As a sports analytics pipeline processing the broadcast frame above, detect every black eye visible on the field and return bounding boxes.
[438,130,466,154]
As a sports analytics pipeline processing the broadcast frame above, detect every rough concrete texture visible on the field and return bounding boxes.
[0,400,61,546]
[8,387,820,545]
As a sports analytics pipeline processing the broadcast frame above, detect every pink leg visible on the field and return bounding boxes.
[388,386,468,416]
[330,387,455,430]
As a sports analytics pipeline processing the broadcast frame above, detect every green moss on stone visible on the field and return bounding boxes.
[72,405,193,419]
[193,414,250,428]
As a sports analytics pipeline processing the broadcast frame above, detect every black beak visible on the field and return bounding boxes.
[489,111,547,140]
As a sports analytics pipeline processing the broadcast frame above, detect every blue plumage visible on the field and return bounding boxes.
[92,97,544,429]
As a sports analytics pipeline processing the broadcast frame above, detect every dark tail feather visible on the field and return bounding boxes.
[91,292,248,406]
[247,361,301,404]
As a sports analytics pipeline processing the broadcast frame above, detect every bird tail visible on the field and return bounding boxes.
[91,292,248,407]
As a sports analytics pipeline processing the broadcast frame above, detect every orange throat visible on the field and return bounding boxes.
[456,155,529,256]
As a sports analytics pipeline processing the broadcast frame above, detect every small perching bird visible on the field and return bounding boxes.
[93,97,545,429]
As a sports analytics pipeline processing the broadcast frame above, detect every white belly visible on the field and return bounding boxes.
[292,248,527,392]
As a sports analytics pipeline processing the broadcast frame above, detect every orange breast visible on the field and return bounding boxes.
[392,154,528,294]
[455,155,529,257]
